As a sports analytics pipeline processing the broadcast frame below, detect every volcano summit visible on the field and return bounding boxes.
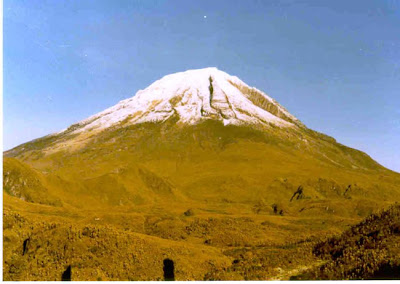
[62,67,300,135]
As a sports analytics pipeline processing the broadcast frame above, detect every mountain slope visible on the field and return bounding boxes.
[3,157,61,206]
[5,68,399,208]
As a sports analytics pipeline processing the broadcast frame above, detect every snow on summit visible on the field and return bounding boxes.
[67,67,300,134]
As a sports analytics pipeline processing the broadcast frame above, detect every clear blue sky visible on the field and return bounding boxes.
[4,0,400,172]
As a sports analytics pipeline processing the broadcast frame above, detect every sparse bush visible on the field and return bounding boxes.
[184,209,195,216]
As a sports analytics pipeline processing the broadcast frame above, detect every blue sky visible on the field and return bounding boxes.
[3,0,400,172]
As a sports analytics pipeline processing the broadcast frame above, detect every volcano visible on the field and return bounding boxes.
[4,68,400,280]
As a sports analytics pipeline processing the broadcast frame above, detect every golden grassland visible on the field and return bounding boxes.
[3,120,400,280]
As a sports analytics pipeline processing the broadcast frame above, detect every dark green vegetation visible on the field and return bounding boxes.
[294,204,400,280]
[3,119,400,280]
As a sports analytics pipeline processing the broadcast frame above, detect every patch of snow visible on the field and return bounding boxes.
[64,67,300,134]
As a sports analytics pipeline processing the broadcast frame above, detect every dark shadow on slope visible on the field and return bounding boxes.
[368,263,400,280]
[163,258,175,281]
[22,238,30,255]
[62,265,71,281]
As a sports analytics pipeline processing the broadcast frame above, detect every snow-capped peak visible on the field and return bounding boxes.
[66,67,301,134]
